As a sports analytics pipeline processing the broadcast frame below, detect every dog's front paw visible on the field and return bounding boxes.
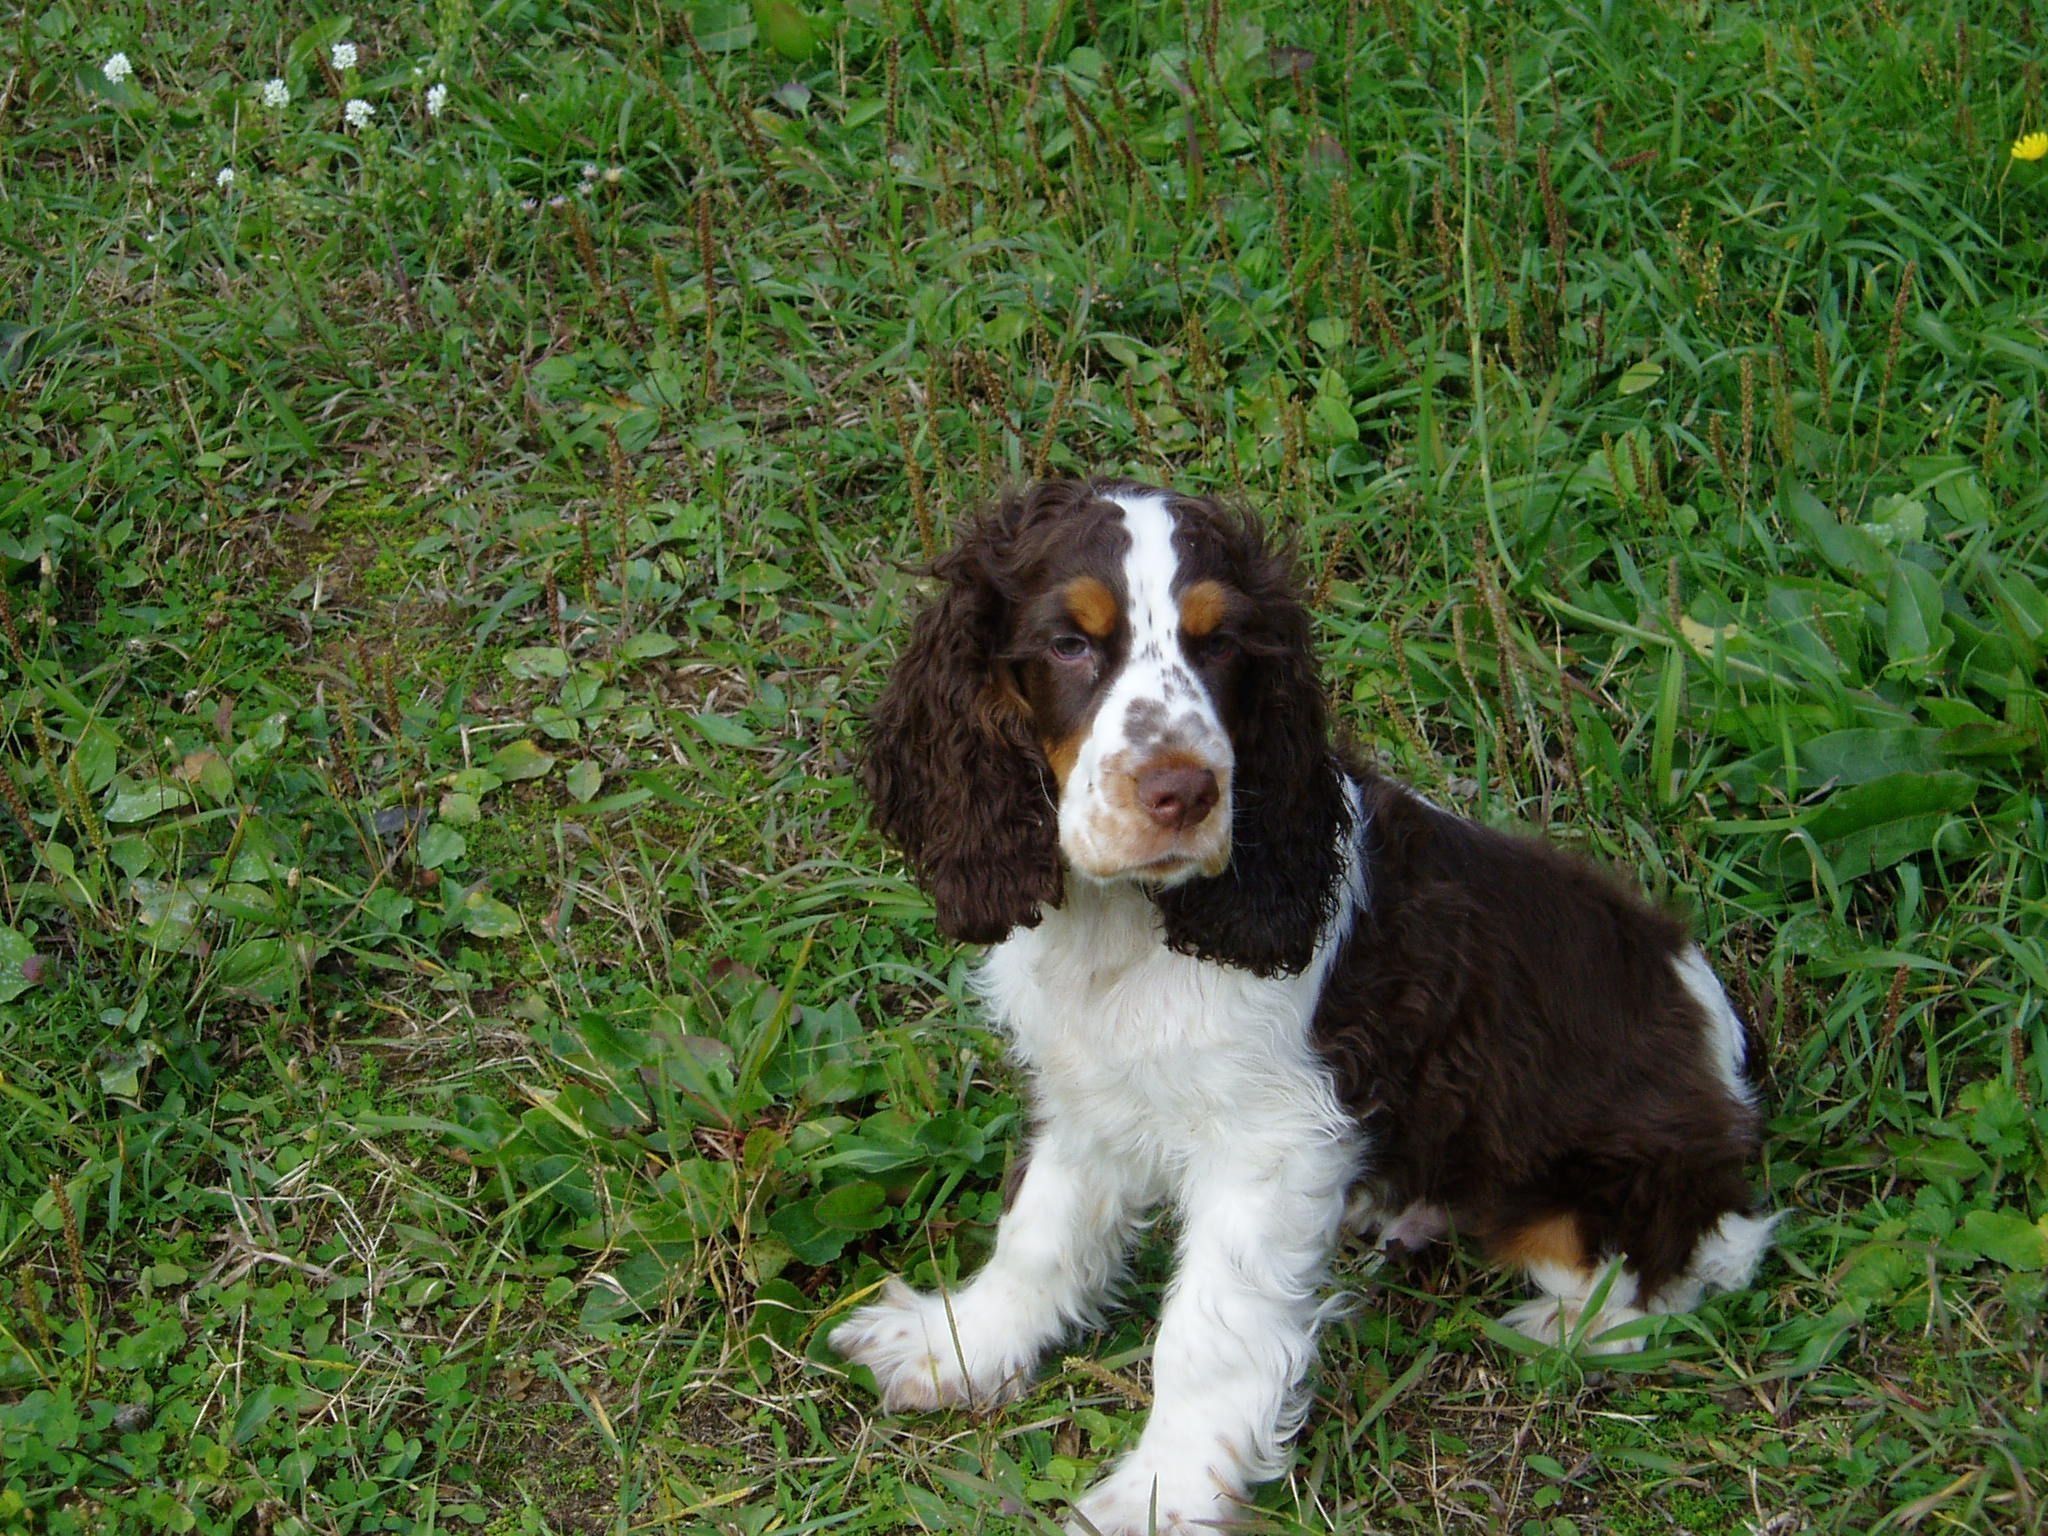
[1067,1455,1243,1536]
[828,1277,1033,1412]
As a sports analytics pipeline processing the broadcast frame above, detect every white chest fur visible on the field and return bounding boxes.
[975,877,1358,1200]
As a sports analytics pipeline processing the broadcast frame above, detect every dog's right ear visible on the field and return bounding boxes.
[861,501,1063,945]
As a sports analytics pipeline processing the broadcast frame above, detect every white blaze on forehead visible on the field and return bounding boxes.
[1109,490,1183,662]
[1101,490,1225,742]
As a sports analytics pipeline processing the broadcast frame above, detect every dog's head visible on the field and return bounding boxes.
[863,479,1348,975]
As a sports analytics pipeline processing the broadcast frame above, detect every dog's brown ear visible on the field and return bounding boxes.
[1156,502,1349,976]
[862,498,1064,944]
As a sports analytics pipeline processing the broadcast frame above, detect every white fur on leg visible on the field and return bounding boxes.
[828,1276,1027,1411]
[1070,1144,1354,1536]
[1069,1455,1239,1536]
[1649,1208,1785,1315]
[1342,1193,1448,1255]
[970,801,1371,1534]
[1687,1209,1781,1292]
[830,1129,1143,1412]
[1499,1258,1648,1355]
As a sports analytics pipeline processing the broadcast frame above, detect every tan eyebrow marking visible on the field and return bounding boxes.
[1064,576,1118,639]
[1178,579,1229,638]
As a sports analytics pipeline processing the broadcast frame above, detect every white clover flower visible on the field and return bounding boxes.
[331,41,357,71]
[343,97,373,130]
[262,77,289,108]
[425,82,447,118]
[103,52,133,85]
[216,166,235,189]
[581,162,599,182]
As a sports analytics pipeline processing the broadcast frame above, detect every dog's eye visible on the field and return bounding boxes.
[1050,633,1093,663]
[1192,633,1239,664]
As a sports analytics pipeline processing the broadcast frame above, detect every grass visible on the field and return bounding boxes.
[1,1,2044,1531]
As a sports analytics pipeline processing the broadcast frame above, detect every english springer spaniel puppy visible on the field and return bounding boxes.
[831,478,1775,1535]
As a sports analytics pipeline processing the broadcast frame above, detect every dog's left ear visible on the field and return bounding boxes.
[860,495,1065,944]
[1156,509,1349,976]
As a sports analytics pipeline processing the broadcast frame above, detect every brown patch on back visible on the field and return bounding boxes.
[1309,773,1764,1297]
[1178,578,1228,637]
[1064,576,1118,639]
[1490,1211,1587,1275]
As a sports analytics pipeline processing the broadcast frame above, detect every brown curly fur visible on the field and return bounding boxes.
[863,482,1108,941]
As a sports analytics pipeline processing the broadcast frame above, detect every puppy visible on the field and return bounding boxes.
[831,479,1774,1534]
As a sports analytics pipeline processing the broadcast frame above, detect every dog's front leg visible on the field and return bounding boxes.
[831,1123,1145,1412]
[1071,1148,1348,1536]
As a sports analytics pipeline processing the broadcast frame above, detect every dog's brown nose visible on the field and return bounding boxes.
[1137,764,1220,831]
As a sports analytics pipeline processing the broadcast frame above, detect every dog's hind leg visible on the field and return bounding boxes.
[1491,1212,1650,1355]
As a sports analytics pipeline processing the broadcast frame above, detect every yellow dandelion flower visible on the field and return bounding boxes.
[2013,131,2048,162]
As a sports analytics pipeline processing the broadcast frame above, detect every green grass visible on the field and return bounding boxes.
[3,1,2045,1531]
